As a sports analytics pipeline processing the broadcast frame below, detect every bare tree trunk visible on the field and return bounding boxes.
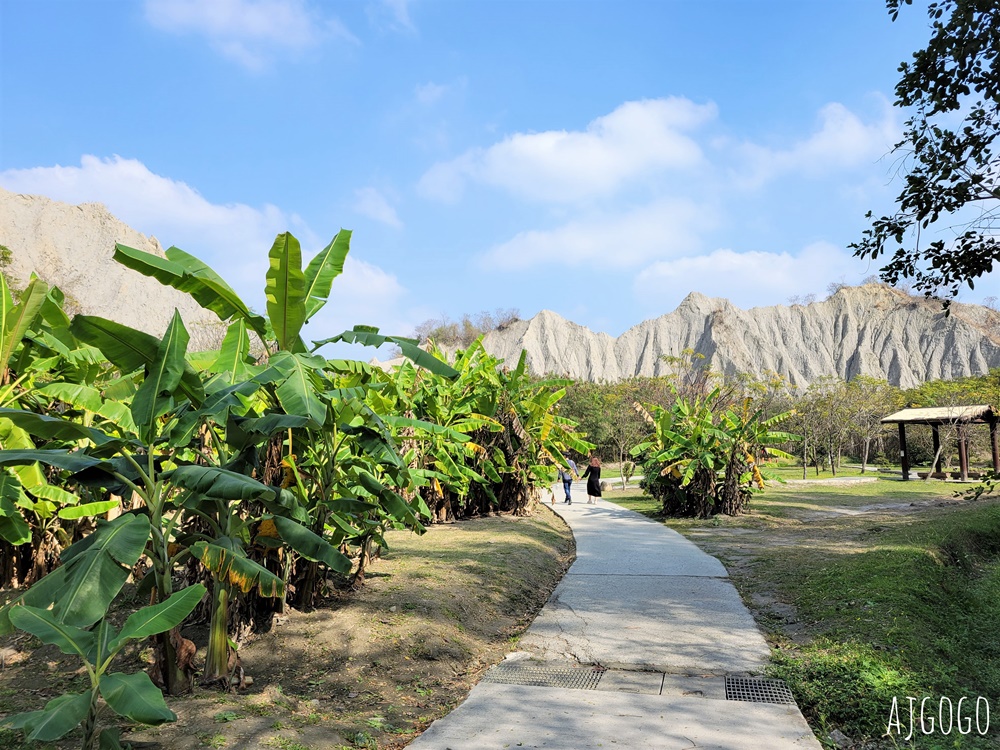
[802,435,808,480]
[350,536,374,589]
[151,627,196,695]
[924,444,945,482]
[861,439,870,474]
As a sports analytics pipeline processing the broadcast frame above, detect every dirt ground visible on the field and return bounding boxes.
[0,506,575,750]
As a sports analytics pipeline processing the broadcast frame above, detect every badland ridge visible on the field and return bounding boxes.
[2,187,997,388]
[0,187,221,349]
[481,288,1000,388]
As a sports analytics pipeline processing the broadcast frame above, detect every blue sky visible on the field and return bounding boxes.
[0,0,967,345]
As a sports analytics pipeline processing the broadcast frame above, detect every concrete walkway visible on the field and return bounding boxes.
[407,490,822,749]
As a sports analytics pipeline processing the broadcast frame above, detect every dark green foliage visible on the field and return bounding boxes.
[853,0,1000,300]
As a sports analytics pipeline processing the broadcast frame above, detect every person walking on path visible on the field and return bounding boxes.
[558,455,578,504]
[581,456,602,504]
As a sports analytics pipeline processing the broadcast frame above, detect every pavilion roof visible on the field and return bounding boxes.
[881,405,997,425]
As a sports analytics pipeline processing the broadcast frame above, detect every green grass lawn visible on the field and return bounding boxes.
[609,479,1000,748]
[765,462,999,482]
[768,463,886,480]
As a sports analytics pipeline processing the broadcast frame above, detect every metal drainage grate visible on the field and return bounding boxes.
[482,664,604,690]
[725,676,796,704]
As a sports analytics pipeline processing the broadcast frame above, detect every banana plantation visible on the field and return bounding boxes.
[560,361,799,519]
[0,231,590,749]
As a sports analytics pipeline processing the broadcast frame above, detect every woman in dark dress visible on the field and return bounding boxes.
[581,456,602,504]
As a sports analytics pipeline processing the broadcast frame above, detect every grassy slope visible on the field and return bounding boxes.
[609,480,1000,749]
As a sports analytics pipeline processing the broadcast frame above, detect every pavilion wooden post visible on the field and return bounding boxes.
[898,423,909,481]
[932,425,942,474]
[990,418,999,474]
[958,426,969,481]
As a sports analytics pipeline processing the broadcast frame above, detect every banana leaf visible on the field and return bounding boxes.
[317,327,459,379]
[3,691,91,742]
[101,671,176,724]
[0,407,123,448]
[33,383,103,413]
[130,311,189,443]
[268,351,327,427]
[0,277,48,372]
[304,230,351,321]
[70,316,204,405]
[57,500,120,520]
[8,605,95,657]
[109,584,206,651]
[211,318,256,381]
[258,487,311,524]
[0,448,109,474]
[164,465,276,502]
[0,473,30,545]
[0,513,149,634]
[28,482,79,506]
[264,232,308,353]
[383,415,471,442]
[190,538,284,596]
[113,243,267,338]
[272,516,351,574]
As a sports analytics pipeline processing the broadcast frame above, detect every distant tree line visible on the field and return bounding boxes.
[413,308,520,348]
[559,353,1000,487]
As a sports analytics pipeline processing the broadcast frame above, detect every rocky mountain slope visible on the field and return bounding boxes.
[0,188,222,348]
[482,287,1000,388]
[4,188,997,389]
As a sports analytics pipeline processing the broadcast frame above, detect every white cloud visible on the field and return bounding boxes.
[375,0,415,32]
[480,198,716,270]
[419,97,717,204]
[352,187,402,228]
[305,255,409,341]
[735,99,899,187]
[0,155,290,288]
[144,0,356,69]
[415,81,447,105]
[0,156,411,335]
[634,242,866,311]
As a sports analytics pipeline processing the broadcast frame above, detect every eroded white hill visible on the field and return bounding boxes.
[0,188,222,348]
[482,287,1000,388]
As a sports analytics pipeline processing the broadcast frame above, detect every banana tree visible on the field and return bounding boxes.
[0,273,58,563]
[633,388,797,517]
[93,231,363,681]
[632,389,726,517]
[0,311,244,693]
[376,345,503,521]
[372,340,592,519]
[116,230,466,598]
[1,509,205,750]
[474,348,593,515]
[263,343,451,594]
[716,401,796,515]
[108,231,440,644]
[0,275,123,587]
